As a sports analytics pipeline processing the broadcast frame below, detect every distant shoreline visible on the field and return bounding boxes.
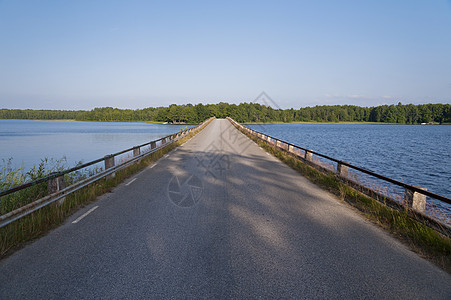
[243,121,450,125]
[0,119,199,125]
[2,103,449,125]
[1,119,449,125]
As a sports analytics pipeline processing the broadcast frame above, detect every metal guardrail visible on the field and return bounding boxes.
[227,117,451,226]
[0,118,214,228]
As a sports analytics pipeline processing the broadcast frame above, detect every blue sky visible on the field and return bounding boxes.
[1,0,450,110]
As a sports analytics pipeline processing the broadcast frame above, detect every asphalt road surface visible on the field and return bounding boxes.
[1,119,450,299]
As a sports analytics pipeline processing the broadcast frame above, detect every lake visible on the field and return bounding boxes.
[248,123,451,200]
[0,120,194,171]
[1,120,450,200]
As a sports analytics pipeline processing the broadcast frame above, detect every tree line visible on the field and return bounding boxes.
[0,109,82,120]
[1,102,450,124]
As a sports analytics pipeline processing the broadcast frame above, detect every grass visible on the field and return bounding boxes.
[0,120,212,259]
[239,126,451,273]
[0,158,73,215]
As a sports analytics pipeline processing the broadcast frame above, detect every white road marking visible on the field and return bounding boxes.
[125,178,137,186]
[150,163,157,168]
[72,206,99,224]
[164,154,170,158]
[266,152,270,156]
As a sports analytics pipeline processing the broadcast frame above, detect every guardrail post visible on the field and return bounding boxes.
[48,172,66,205]
[305,150,313,162]
[133,147,140,157]
[297,148,303,157]
[104,155,115,179]
[337,162,349,178]
[404,186,427,213]
[151,141,156,149]
[162,138,166,145]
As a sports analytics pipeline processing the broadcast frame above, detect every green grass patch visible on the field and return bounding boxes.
[241,128,451,273]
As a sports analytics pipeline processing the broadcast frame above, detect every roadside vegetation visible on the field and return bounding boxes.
[0,121,211,259]
[239,126,451,273]
[1,102,450,124]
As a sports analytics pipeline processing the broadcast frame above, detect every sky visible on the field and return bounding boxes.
[0,0,451,110]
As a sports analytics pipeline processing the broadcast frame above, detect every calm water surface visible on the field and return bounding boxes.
[1,120,450,200]
[248,124,451,199]
[0,120,193,171]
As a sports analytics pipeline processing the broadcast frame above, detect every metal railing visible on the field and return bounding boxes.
[0,118,214,228]
[227,117,451,232]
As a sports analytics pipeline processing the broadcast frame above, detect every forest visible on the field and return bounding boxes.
[0,103,450,124]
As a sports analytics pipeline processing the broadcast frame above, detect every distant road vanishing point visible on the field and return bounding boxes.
[0,119,450,299]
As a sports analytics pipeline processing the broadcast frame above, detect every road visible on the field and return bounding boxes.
[0,119,450,299]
